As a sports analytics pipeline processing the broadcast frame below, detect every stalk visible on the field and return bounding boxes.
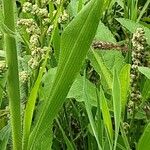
[2,0,22,149]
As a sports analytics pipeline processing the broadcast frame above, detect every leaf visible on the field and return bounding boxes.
[32,127,53,150]
[67,0,78,17]
[116,18,150,45]
[40,69,98,106]
[28,0,104,149]
[0,124,11,150]
[119,64,131,114]
[53,26,61,60]
[95,21,116,43]
[137,0,150,22]
[88,50,113,92]
[142,78,150,100]
[112,68,121,150]
[137,122,150,150]
[100,50,125,73]
[100,87,113,143]
[56,119,75,150]
[39,68,57,101]
[83,71,102,149]
[138,67,150,79]
[68,75,97,106]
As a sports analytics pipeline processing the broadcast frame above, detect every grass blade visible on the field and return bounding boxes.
[100,87,113,144]
[88,50,113,92]
[83,71,102,150]
[137,122,150,150]
[119,64,131,114]
[56,119,75,150]
[112,68,121,150]
[137,0,150,22]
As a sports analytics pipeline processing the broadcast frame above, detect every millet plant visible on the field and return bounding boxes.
[0,0,150,150]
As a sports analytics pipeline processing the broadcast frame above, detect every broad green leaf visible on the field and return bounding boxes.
[100,87,113,143]
[95,21,116,43]
[40,70,98,106]
[116,18,150,45]
[137,122,150,150]
[100,51,125,73]
[32,127,53,150]
[39,68,57,101]
[88,50,113,92]
[119,64,131,113]
[67,0,78,17]
[112,68,121,150]
[138,67,150,79]
[68,75,97,106]
[142,79,150,100]
[28,0,105,149]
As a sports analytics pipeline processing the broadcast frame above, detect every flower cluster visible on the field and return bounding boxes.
[41,0,49,6]
[22,2,48,18]
[130,28,146,104]
[123,122,130,134]
[17,19,41,35]
[18,2,51,69]
[58,10,69,23]
[47,25,54,35]
[18,1,68,69]
[28,46,48,69]
[19,71,28,84]
[0,61,7,75]
[22,2,32,13]
[52,0,61,5]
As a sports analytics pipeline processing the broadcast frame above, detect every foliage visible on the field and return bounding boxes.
[0,0,150,150]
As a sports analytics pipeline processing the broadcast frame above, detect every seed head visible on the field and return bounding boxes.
[19,71,28,84]
[22,2,32,13]
[30,34,40,47]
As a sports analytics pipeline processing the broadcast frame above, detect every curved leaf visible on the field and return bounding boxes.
[28,0,105,149]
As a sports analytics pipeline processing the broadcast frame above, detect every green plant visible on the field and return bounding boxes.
[0,0,150,150]
[2,0,22,149]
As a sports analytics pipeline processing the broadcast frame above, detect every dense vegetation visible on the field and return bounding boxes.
[0,0,150,149]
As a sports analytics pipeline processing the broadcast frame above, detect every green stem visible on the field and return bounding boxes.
[2,0,22,149]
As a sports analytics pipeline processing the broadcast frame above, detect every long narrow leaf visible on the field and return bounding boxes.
[83,71,102,150]
[138,67,150,79]
[88,50,113,91]
[119,64,131,114]
[137,122,150,150]
[100,87,113,144]
[112,68,121,150]
[28,0,105,149]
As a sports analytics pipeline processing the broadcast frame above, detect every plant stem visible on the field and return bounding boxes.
[2,0,22,149]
